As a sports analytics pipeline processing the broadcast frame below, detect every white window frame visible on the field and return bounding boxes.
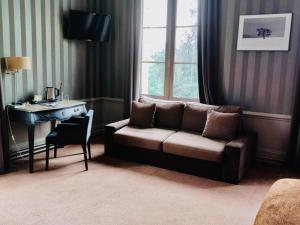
[140,0,199,102]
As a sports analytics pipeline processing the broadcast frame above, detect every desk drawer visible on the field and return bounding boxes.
[35,105,86,122]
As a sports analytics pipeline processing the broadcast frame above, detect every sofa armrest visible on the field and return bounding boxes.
[104,119,130,155]
[106,119,130,132]
[222,132,257,184]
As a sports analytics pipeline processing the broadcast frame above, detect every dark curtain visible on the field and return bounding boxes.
[123,0,143,118]
[197,0,219,104]
[287,70,300,170]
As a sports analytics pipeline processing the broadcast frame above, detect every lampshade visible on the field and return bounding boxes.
[3,57,31,72]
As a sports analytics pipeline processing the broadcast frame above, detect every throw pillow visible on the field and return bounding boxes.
[202,110,241,141]
[155,103,185,130]
[181,104,209,133]
[129,102,156,128]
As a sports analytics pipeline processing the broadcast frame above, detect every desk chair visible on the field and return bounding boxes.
[45,110,94,171]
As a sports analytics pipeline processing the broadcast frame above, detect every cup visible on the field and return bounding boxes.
[33,95,42,102]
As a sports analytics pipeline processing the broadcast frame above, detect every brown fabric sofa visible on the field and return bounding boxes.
[105,97,257,184]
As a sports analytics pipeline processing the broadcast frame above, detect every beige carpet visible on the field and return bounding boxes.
[0,142,298,225]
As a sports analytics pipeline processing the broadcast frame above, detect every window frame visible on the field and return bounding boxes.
[140,0,199,102]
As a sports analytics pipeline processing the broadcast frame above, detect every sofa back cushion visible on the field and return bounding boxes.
[216,105,242,114]
[139,96,183,105]
[129,102,156,128]
[202,110,241,141]
[138,96,242,132]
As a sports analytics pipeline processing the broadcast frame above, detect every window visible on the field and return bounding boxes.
[141,0,198,100]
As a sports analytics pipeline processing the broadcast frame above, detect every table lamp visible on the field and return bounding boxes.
[3,56,31,106]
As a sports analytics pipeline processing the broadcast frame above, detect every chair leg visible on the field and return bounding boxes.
[87,140,91,160]
[46,144,50,171]
[54,145,57,158]
[82,144,88,171]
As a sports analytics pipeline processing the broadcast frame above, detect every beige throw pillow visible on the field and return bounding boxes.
[129,102,156,128]
[202,110,240,141]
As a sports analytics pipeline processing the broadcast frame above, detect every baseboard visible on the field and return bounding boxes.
[256,147,287,165]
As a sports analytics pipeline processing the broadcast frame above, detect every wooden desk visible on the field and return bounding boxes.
[6,100,87,173]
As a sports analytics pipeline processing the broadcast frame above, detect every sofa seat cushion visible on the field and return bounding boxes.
[114,126,176,151]
[163,131,227,162]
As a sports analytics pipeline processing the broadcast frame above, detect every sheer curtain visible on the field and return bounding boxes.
[197,0,219,104]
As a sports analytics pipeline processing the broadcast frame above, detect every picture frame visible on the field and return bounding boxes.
[237,13,292,51]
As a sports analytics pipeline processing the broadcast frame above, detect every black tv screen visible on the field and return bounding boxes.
[66,10,111,42]
[91,14,111,42]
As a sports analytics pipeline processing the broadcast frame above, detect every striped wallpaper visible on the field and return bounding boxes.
[219,0,300,115]
[0,0,102,105]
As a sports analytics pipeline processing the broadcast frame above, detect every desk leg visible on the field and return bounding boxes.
[28,125,35,173]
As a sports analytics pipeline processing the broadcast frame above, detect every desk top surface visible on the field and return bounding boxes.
[9,100,86,113]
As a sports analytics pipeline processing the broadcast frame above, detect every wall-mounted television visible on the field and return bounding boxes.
[65,10,111,42]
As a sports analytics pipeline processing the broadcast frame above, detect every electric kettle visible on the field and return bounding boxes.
[44,87,60,102]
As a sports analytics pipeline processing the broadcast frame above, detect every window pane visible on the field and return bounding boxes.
[176,0,198,26]
[141,63,165,96]
[173,63,198,99]
[143,0,168,27]
[174,27,197,63]
[142,28,166,62]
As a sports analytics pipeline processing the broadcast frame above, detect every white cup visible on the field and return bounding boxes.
[33,95,42,102]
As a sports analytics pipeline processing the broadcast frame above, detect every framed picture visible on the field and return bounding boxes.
[237,13,292,51]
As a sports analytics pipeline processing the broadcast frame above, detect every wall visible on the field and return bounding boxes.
[0,0,102,103]
[218,0,300,163]
[219,0,300,115]
[0,0,104,169]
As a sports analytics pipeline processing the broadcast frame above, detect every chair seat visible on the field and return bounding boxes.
[163,131,227,162]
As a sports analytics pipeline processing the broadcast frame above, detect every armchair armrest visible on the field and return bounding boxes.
[104,119,130,155]
[222,132,257,184]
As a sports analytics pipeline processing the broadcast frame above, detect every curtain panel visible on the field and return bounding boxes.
[122,0,143,118]
[287,70,300,170]
[98,0,142,117]
[197,0,220,105]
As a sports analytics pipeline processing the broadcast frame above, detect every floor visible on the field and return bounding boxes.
[0,141,299,225]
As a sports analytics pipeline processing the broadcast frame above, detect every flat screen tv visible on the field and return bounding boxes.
[66,10,111,42]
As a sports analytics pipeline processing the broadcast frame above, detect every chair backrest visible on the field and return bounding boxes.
[83,110,94,143]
